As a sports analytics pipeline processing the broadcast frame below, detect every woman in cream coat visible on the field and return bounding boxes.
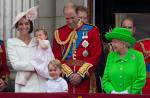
[7,7,47,92]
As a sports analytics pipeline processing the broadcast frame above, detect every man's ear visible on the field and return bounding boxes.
[45,36,48,40]
[59,69,63,76]
[132,27,136,35]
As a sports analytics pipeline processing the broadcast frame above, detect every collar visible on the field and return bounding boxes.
[76,22,84,31]
[114,48,134,62]
[10,37,37,47]
[48,77,62,82]
[67,22,84,32]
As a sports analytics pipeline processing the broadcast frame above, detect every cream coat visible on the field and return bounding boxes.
[7,38,47,92]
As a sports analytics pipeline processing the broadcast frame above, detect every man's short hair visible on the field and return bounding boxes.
[121,17,135,27]
[76,5,87,14]
[63,1,77,13]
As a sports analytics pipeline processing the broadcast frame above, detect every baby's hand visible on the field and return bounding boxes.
[36,37,42,42]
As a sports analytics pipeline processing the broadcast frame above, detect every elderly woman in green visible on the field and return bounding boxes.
[102,27,146,94]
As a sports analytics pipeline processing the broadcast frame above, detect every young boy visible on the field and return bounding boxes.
[44,60,68,92]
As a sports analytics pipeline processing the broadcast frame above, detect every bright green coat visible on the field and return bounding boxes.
[102,48,146,94]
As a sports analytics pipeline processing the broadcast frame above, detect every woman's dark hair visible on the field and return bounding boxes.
[15,16,33,34]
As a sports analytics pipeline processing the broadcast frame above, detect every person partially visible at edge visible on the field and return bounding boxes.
[134,37,150,94]
[44,60,68,92]
[76,5,88,23]
[121,17,150,94]
[102,27,146,94]
[0,40,10,92]
[7,6,47,92]
[52,2,102,93]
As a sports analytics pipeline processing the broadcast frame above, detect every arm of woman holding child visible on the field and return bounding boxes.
[7,39,35,71]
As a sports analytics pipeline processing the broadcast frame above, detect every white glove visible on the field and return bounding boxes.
[120,90,129,94]
[111,90,120,94]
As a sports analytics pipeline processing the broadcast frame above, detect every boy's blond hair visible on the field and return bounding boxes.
[48,59,62,70]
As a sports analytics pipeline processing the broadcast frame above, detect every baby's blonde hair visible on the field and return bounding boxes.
[35,27,48,36]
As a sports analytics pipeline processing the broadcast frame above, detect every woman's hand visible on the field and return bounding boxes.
[0,79,5,87]
[0,78,6,91]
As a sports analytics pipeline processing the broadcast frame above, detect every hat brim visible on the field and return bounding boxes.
[12,6,38,28]
[12,12,26,28]
[105,32,136,45]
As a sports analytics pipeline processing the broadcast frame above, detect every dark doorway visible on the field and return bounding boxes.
[95,0,150,41]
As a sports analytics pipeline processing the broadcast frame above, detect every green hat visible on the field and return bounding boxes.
[105,27,136,45]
